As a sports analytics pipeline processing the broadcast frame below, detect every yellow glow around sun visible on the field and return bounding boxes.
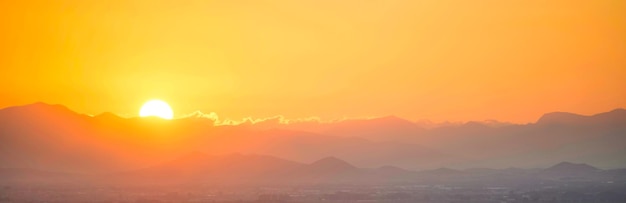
[139,100,174,119]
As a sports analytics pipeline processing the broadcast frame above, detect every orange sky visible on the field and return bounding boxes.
[1,0,625,123]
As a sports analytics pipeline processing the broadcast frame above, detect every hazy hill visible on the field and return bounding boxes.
[0,103,453,172]
[536,109,626,126]
[108,153,626,186]
[320,116,426,142]
[306,156,358,173]
[1,102,625,173]
[256,108,626,169]
[112,152,419,185]
[542,162,601,178]
[4,153,623,187]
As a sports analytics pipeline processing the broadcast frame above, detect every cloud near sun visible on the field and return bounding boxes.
[180,111,337,126]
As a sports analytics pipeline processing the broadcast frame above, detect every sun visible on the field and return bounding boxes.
[139,100,174,120]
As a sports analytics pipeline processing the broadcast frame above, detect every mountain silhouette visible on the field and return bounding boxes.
[0,102,80,117]
[321,115,425,142]
[307,156,358,173]
[540,162,603,179]
[115,153,394,185]
[545,162,599,173]
[2,152,625,187]
[536,108,626,126]
[1,102,626,173]
[536,112,589,125]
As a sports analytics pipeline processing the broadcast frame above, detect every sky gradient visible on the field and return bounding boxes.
[1,0,625,123]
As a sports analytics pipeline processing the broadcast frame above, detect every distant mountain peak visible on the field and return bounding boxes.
[309,156,357,170]
[546,162,599,172]
[0,102,83,119]
[536,111,586,124]
[23,102,73,112]
[536,108,626,125]
[593,108,626,122]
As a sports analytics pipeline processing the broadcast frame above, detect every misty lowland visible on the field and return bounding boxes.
[1,103,625,202]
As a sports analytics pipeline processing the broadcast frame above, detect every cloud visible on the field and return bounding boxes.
[179,111,420,129]
[181,111,220,122]
[211,115,327,128]
[215,116,285,126]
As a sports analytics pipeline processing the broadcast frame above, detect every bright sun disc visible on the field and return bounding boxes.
[139,100,174,119]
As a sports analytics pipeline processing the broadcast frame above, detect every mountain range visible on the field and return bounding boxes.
[0,102,625,175]
[2,151,624,187]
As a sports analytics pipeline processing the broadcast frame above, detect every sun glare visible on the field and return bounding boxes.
[139,100,174,120]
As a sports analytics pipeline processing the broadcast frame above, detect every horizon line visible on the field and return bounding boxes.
[2,101,625,126]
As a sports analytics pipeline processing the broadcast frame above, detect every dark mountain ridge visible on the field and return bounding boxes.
[1,102,625,173]
[536,108,626,126]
